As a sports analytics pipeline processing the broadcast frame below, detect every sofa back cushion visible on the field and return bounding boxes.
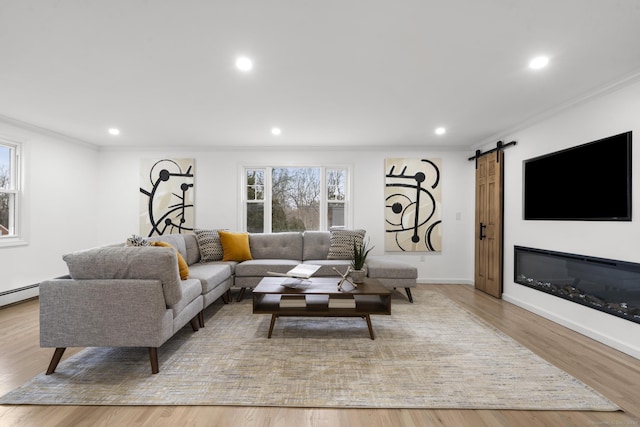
[302,231,331,260]
[182,233,201,265]
[150,241,189,280]
[148,234,188,261]
[62,246,183,306]
[249,232,303,260]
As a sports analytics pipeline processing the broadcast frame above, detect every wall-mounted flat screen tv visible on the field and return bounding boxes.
[523,131,632,221]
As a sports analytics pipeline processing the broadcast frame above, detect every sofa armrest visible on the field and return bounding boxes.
[39,279,174,348]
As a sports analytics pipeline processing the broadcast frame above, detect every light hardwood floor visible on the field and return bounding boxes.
[0,284,639,427]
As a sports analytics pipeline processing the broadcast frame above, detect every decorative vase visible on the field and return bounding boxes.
[350,268,366,284]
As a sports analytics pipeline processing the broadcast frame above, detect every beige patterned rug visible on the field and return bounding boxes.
[0,288,619,410]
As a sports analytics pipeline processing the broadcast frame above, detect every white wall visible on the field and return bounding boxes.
[0,121,100,305]
[96,147,475,284]
[488,79,640,359]
[5,81,640,359]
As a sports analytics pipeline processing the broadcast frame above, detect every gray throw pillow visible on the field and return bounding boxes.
[195,229,226,262]
[326,227,366,260]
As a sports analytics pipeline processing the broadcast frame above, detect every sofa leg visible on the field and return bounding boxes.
[222,289,231,304]
[45,347,67,375]
[198,310,205,328]
[405,287,414,303]
[190,316,200,332]
[236,287,246,302]
[148,347,159,374]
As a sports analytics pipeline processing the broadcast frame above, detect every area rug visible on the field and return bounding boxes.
[0,289,619,410]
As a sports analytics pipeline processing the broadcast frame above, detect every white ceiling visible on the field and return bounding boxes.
[1,0,640,150]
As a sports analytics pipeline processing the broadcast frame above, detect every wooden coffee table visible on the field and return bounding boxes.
[252,276,391,339]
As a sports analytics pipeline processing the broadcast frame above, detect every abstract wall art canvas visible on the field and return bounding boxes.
[384,158,442,252]
[140,158,194,236]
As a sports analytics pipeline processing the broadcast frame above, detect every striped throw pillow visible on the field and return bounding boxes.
[326,227,366,260]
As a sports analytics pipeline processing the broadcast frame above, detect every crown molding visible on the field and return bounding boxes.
[0,114,99,150]
[471,68,640,152]
[96,143,471,153]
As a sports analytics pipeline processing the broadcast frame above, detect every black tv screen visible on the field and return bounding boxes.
[523,131,632,221]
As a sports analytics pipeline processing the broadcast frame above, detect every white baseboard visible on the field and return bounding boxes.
[0,285,39,307]
[503,294,640,360]
[417,279,474,285]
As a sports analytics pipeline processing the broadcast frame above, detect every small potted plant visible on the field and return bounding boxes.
[350,238,373,283]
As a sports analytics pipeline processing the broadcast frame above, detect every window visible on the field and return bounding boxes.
[0,140,20,241]
[244,166,348,233]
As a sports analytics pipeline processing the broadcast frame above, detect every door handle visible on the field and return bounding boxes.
[479,223,487,241]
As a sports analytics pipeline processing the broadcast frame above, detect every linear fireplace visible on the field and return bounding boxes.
[514,246,640,324]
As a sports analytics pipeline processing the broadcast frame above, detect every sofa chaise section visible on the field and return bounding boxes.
[366,256,418,303]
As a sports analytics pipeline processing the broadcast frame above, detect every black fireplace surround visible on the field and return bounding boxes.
[514,246,640,324]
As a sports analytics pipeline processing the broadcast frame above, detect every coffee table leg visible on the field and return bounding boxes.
[364,315,375,340]
[268,314,278,338]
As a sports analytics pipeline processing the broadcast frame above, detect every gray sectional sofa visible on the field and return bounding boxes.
[39,231,417,374]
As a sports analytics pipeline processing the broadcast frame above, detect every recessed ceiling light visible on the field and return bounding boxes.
[108,128,120,136]
[435,127,446,135]
[236,56,253,72]
[529,56,549,70]
[271,127,282,136]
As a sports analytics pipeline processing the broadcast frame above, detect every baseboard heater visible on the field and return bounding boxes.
[0,283,40,307]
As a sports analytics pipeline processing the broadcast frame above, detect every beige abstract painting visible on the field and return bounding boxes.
[384,158,442,252]
[140,158,194,236]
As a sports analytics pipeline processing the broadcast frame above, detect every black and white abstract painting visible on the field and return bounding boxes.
[385,158,442,252]
[140,158,194,237]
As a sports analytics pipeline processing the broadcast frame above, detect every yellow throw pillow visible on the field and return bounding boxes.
[218,231,253,262]
[151,241,189,280]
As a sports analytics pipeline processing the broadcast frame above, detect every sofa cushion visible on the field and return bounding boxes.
[183,233,201,265]
[366,256,418,279]
[148,234,188,261]
[302,231,330,260]
[249,232,303,260]
[150,241,189,280]
[62,246,183,306]
[326,227,366,260]
[219,231,253,262]
[168,278,202,317]
[235,259,300,277]
[188,263,233,294]
[195,229,226,262]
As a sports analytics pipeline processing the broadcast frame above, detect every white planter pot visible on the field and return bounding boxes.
[350,269,366,284]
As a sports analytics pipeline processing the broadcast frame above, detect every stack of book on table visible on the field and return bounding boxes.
[279,295,307,308]
[328,297,356,309]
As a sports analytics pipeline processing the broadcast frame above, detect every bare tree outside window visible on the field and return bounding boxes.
[272,168,320,232]
[244,166,347,232]
[327,169,346,227]
[246,169,265,232]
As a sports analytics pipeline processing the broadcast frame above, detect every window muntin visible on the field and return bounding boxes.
[244,166,348,232]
